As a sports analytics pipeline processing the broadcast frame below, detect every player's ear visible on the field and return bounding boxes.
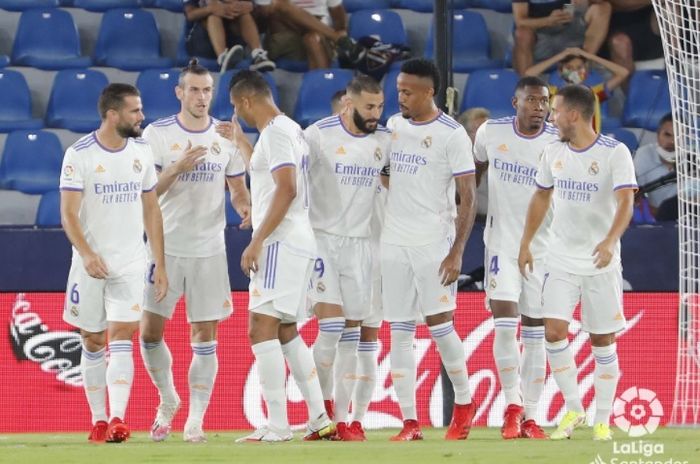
[512,96,518,110]
[175,84,184,101]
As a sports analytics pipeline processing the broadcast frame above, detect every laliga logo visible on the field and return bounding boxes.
[612,387,664,437]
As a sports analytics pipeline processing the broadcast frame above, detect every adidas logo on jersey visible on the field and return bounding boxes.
[336,146,346,155]
[439,295,449,303]
[497,144,509,152]
[251,288,261,297]
[223,300,231,309]
[130,304,141,312]
[170,143,182,151]
[95,164,106,173]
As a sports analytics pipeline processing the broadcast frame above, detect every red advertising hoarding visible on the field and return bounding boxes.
[1,292,678,432]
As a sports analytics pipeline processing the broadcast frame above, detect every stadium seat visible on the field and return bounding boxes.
[461,69,520,118]
[393,0,469,12]
[72,0,140,11]
[623,70,672,131]
[11,9,92,70]
[0,55,8,68]
[0,70,43,132]
[46,69,108,132]
[426,11,502,72]
[0,0,58,10]
[151,0,184,12]
[35,190,61,228]
[381,68,400,124]
[294,69,354,128]
[176,22,219,70]
[0,130,64,194]
[94,9,174,71]
[344,0,391,12]
[136,69,181,126]
[349,10,407,46]
[604,128,640,153]
[225,191,241,226]
[212,69,279,132]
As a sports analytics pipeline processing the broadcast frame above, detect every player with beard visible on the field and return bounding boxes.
[473,76,558,440]
[60,84,167,443]
[304,74,391,441]
[139,59,250,443]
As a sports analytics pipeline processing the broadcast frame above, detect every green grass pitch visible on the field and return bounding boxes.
[1,428,697,464]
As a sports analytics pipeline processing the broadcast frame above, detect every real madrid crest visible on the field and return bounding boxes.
[317,282,326,293]
[588,161,599,175]
[374,147,382,161]
[133,158,142,173]
[63,164,74,179]
[421,136,432,149]
[211,141,221,155]
[489,278,497,289]
[70,305,79,317]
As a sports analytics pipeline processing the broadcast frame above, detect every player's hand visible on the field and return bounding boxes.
[241,238,262,277]
[82,251,109,279]
[152,263,168,303]
[592,238,615,269]
[236,204,252,229]
[438,250,462,286]
[549,9,573,26]
[175,140,208,174]
[518,245,534,279]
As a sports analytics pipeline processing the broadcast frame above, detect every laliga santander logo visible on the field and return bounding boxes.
[612,387,664,437]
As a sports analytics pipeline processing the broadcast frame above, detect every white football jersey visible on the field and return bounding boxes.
[382,112,475,246]
[473,116,559,258]
[59,133,158,273]
[535,134,637,275]
[142,115,246,258]
[249,114,316,257]
[305,115,391,238]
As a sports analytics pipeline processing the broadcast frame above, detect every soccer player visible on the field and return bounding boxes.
[473,76,558,440]
[519,85,637,441]
[139,59,250,443]
[220,70,334,442]
[305,74,391,440]
[382,58,477,441]
[60,83,167,443]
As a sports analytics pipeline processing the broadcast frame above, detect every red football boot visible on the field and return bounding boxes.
[501,404,524,439]
[390,419,423,441]
[520,419,548,439]
[106,418,131,443]
[88,420,108,443]
[324,399,335,421]
[349,421,367,441]
[445,402,476,440]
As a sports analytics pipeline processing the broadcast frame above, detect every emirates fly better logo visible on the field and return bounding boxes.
[612,387,664,437]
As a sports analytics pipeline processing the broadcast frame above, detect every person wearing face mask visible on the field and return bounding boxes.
[525,46,629,133]
[633,113,678,220]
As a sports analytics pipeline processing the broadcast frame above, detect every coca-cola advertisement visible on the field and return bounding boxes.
[0,292,677,432]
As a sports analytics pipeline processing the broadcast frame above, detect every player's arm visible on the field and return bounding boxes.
[518,187,553,277]
[226,174,251,229]
[592,188,634,268]
[472,123,489,187]
[60,190,109,279]
[328,4,347,32]
[524,48,574,77]
[439,173,477,286]
[240,165,296,276]
[142,189,168,302]
[155,141,208,196]
[574,48,630,92]
[216,115,253,169]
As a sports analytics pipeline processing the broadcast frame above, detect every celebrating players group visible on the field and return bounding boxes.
[58,57,637,444]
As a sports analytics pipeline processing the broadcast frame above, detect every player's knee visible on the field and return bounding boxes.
[81,330,106,351]
[589,333,616,347]
[609,32,632,56]
[544,327,567,343]
[425,311,453,327]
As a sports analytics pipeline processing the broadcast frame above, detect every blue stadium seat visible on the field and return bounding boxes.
[225,191,241,226]
[623,70,671,131]
[393,0,469,12]
[72,0,140,11]
[344,0,391,12]
[461,69,520,117]
[212,69,279,132]
[0,55,8,68]
[0,130,63,194]
[426,11,501,72]
[94,9,174,70]
[548,69,621,130]
[46,69,108,132]
[136,69,181,126]
[0,0,58,10]
[36,190,61,227]
[604,128,640,153]
[381,68,400,124]
[0,70,43,132]
[11,9,92,70]
[151,0,184,11]
[176,22,219,71]
[349,10,407,46]
[294,69,354,128]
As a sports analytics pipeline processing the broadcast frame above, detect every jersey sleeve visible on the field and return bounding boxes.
[611,143,638,191]
[535,147,554,189]
[142,124,165,172]
[263,126,297,171]
[223,139,246,177]
[303,124,321,163]
[472,121,489,163]
[141,146,159,192]
[447,126,475,177]
[59,147,84,191]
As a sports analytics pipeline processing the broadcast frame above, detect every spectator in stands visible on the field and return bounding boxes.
[512,0,612,76]
[254,0,357,69]
[330,89,346,115]
[525,46,629,133]
[634,113,678,220]
[184,0,275,73]
[459,107,490,220]
[605,1,663,89]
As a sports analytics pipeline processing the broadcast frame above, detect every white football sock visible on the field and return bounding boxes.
[106,340,134,421]
[390,321,417,421]
[252,339,289,433]
[312,317,344,400]
[429,321,472,405]
[592,343,620,425]
[493,317,522,406]
[334,327,360,423]
[521,326,546,421]
[353,341,378,423]
[546,339,583,413]
[140,338,179,405]
[281,335,327,423]
[188,341,218,424]
[81,344,107,424]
